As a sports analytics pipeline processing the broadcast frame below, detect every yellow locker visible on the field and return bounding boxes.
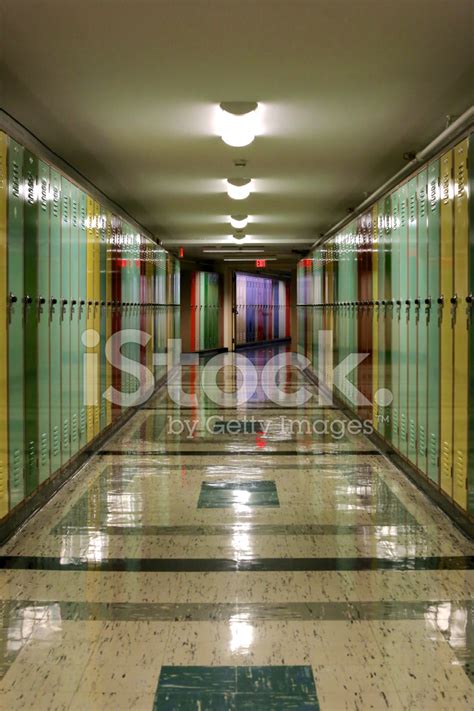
[0,132,8,517]
[439,150,454,496]
[452,138,469,509]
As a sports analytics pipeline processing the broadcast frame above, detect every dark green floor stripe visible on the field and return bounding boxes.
[0,555,471,572]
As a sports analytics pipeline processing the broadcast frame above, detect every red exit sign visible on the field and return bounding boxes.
[256,259,266,268]
[302,258,312,268]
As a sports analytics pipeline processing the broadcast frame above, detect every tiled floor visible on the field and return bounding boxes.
[0,345,473,710]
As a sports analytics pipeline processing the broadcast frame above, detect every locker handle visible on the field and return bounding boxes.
[405,300,411,305]
[9,293,18,304]
[62,299,68,305]
[437,296,444,305]
[51,298,58,306]
[466,295,473,304]
[24,295,33,305]
[94,301,99,306]
[88,300,93,306]
[101,301,105,306]
[414,299,421,306]
[381,300,386,305]
[71,300,77,306]
[396,300,402,306]
[37,296,46,305]
[80,300,85,306]
[450,295,458,305]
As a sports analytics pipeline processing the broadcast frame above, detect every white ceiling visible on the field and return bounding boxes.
[1,0,473,272]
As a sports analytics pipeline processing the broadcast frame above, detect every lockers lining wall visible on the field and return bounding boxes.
[235,272,290,346]
[0,128,180,522]
[297,134,473,519]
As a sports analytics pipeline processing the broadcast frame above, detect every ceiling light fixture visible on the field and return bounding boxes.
[230,214,248,229]
[219,102,258,147]
[227,178,252,200]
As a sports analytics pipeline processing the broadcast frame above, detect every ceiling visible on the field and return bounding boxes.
[1,0,473,274]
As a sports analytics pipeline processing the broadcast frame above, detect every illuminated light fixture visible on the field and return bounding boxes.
[227,178,252,200]
[230,214,248,230]
[219,102,258,147]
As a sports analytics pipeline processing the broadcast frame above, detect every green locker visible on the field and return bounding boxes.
[0,132,7,517]
[407,177,418,465]
[60,177,71,465]
[49,169,62,474]
[7,139,25,506]
[37,160,51,483]
[416,169,429,474]
[78,190,88,448]
[469,136,474,515]
[23,149,39,495]
[426,159,441,483]
[69,184,80,456]
[398,182,409,457]
[390,188,401,450]
[376,198,386,434]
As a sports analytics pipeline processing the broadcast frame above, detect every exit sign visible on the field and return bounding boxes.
[302,258,312,268]
[256,259,266,268]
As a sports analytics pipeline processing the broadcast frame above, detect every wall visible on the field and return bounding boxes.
[235,272,290,347]
[297,133,473,522]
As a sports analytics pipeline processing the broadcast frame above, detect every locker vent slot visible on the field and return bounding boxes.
[71,414,78,442]
[457,164,465,198]
[40,178,48,211]
[27,440,36,469]
[400,414,407,440]
[0,153,5,189]
[62,195,69,222]
[72,199,78,228]
[429,179,438,211]
[455,451,466,484]
[418,425,426,457]
[40,432,48,466]
[11,161,20,197]
[12,449,23,488]
[27,173,35,205]
[409,194,416,223]
[442,172,451,204]
[63,420,70,448]
[441,442,451,475]
[419,188,426,218]
[53,187,60,218]
[429,433,438,467]
[52,425,60,457]
[400,199,406,227]
[80,408,86,433]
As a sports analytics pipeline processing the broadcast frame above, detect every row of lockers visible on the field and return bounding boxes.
[190,271,222,352]
[235,272,290,346]
[0,130,180,520]
[297,134,473,517]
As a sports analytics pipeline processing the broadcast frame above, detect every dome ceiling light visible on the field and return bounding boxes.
[230,214,248,229]
[219,102,259,147]
[227,178,252,200]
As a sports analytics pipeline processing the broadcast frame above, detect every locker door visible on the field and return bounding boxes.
[382,196,392,440]
[439,150,454,496]
[99,208,107,429]
[398,183,409,456]
[23,149,39,495]
[105,212,112,425]
[376,199,385,433]
[49,170,62,474]
[93,201,101,434]
[37,160,51,482]
[416,169,429,474]
[85,195,95,441]
[469,136,474,517]
[452,138,469,509]
[407,177,418,465]
[78,191,88,443]
[390,189,401,450]
[60,177,71,465]
[372,204,379,428]
[0,133,8,515]
[69,184,80,456]
[7,140,25,506]
[426,160,441,483]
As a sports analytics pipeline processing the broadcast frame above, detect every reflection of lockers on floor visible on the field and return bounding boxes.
[297,133,474,521]
[0,126,181,526]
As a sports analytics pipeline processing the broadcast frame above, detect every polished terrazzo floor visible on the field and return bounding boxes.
[0,346,473,710]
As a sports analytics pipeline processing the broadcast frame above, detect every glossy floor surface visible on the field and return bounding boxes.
[0,346,473,710]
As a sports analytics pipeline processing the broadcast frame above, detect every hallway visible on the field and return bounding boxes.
[1,347,472,710]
